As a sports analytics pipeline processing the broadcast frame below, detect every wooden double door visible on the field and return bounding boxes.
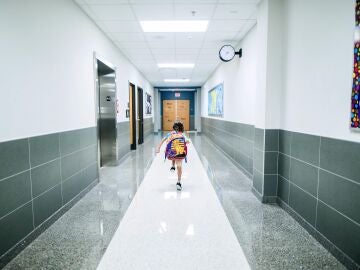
[163,100,190,131]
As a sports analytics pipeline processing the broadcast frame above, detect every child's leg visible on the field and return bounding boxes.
[175,160,182,182]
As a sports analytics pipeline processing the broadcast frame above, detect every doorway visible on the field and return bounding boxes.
[129,83,136,150]
[137,87,144,145]
[162,100,190,131]
[96,59,117,167]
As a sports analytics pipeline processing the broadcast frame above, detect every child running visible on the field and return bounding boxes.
[156,122,189,191]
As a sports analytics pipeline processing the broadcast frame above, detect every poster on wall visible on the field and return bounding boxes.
[146,92,152,115]
[208,83,224,117]
[351,0,360,128]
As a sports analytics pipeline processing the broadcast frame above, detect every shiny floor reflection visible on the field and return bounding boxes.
[4,134,345,270]
[4,135,160,270]
[97,139,250,270]
[191,134,345,270]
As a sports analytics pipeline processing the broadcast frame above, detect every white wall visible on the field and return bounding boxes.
[0,0,153,142]
[281,0,359,142]
[201,25,257,125]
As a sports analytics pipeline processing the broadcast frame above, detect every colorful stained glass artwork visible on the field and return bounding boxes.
[351,0,360,128]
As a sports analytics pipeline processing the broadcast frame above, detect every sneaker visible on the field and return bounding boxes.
[176,182,182,191]
[170,166,175,172]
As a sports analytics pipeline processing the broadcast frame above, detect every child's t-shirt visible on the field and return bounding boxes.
[164,131,189,143]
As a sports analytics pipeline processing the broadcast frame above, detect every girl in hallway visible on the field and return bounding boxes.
[156,122,189,191]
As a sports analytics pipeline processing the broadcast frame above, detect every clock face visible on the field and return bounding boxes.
[219,45,235,62]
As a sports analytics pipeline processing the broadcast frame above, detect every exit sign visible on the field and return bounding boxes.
[175,92,180,97]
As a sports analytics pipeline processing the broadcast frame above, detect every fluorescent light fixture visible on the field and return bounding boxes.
[140,20,208,32]
[158,63,195,68]
[164,79,190,83]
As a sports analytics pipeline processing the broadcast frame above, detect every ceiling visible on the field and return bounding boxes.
[74,0,259,87]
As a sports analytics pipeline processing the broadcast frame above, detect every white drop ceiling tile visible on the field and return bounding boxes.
[199,47,221,55]
[153,54,176,62]
[111,32,146,42]
[213,4,256,20]
[88,5,135,20]
[139,68,159,76]
[132,4,174,20]
[207,20,247,32]
[176,70,193,77]
[160,69,177,77]
[174,4,216,20]
[175,54,198,62]
[119,42,149,49]
[175,33,205,43]
[176,39,203,49]
[175,48,201,55]
[201,41,225,50]
[100,21,142,32]
[197,53,220,63]
[148,40,176,49]
[175,33,205,48]
[151,48,176,55]
[204,31,238,42]
[145,33,175,43]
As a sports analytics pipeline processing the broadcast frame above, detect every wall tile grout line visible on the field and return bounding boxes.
[279,174,360,228]
[202,122,254,143]
[315,137,322,228]
[61,161,98,184]
[0,200,32,222]
[279,150,360,187]
[59,134,64,206]
[32,180,62,202]
[0,179,98,264]
[30,157,61,170]
[27,138,35,229]
[0,168,31,183]
[317,198,360,228]
[287,132,293,204]
[202,136,253,178]
[61,143,97,159]
[276,196,359,267]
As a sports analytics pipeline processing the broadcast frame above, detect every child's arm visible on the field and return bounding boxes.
[156,137,166,153]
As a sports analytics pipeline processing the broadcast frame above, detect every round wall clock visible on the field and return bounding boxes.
[219,45,235,62]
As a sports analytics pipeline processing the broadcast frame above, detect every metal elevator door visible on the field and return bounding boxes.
[98,73,117,166]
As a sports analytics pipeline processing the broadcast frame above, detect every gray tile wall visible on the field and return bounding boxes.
[143,117,154,138]
[201,117,254,178]
[277,130,360,268]
[117,121,130,158]
[0,127,98,259]
[252,128,279,202]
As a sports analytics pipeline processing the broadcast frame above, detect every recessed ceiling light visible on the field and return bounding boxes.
[158,63,195,68]
[140,20,208,33]
[164,79,190,83]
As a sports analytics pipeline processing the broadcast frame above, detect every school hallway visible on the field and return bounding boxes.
[1,0,360,269]
[1,134,345,270]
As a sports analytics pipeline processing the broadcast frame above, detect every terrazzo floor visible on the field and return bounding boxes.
[3,133,345,270]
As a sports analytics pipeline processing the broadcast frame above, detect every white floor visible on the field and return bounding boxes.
[97,142,250,270]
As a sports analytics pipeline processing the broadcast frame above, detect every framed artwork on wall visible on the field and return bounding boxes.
[146,92,152,115]
[208,83,224,117]
[351,0,360,129]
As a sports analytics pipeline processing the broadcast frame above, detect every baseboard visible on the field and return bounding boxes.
[277,198,360,270]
